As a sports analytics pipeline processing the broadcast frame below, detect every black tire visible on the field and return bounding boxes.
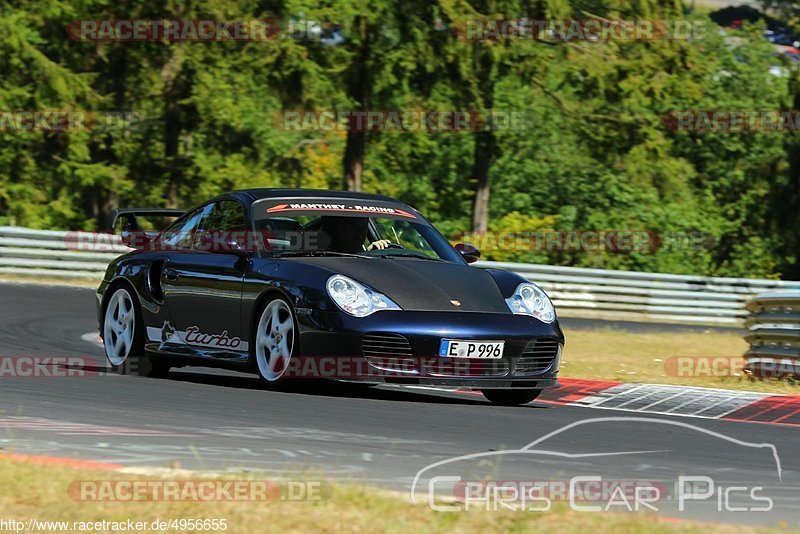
[480,389,541,406]
[101,284,170,378]
[252,295,297,388]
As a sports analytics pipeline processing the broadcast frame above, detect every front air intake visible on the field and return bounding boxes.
[514,339,559,375]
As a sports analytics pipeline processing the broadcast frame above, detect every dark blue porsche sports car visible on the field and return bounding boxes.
[96,189,564,405]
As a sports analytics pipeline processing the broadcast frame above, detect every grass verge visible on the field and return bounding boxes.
[0,457,782,533]
[560,327,800,394]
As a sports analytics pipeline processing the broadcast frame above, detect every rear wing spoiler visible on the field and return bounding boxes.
[110,208,186,232]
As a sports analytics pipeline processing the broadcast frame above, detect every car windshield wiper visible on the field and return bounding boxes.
[373,252,444,261]
[270,250,369,258]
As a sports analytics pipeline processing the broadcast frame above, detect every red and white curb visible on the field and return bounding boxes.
[536,378,800,427]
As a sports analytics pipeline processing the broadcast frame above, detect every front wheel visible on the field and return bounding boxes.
[480,389,541,406]
[253,296,297,386]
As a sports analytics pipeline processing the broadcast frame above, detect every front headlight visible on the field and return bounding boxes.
[506,282,556,323]
[326,274,401,317]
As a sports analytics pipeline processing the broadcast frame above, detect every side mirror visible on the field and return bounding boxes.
[455,243,481,264]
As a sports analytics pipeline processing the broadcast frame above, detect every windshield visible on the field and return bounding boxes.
[252,199,462,262]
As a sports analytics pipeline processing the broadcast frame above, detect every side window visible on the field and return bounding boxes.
[194,201,247,249]
[202,201,246,232]
[160,206,209,250]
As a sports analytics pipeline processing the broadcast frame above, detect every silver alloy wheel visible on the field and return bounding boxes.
[103,288,136,366]
[255,299,295,381]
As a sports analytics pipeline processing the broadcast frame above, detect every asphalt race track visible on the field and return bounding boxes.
[1,282,798,526]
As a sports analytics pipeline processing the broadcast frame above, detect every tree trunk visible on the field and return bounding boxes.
[343,16,371,191]
[471,131,494,232]
[163,89,181,209]
[88,43,127,229]
[468,38,497,233]
[162,46,185,208]
[780,86,800,278]
[343,131,365,191]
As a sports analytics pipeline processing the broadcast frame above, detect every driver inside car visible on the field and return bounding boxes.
[321,216,394,253]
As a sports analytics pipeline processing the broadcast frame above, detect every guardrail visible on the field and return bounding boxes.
[3,226,800,325]
[0,226,125,280]
[475,261,800,325]
[744,291,800,377]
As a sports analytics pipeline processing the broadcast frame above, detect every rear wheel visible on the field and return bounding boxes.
[480,389,541,406]
[102,286,170,378]
[254,296,296,386]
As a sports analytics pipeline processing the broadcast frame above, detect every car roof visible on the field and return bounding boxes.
[230,188,407,205]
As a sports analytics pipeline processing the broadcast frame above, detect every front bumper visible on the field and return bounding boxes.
[294,309,564,388]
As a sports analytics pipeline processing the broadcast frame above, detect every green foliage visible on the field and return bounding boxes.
[0,1,796,277]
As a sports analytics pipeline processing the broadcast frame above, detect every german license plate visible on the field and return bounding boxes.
[438,339,504,359]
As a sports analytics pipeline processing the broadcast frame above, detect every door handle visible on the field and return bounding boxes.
[164,269,179,281]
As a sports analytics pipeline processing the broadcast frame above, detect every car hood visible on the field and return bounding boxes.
[287,257,510,313]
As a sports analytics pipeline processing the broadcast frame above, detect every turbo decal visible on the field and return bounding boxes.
[146,322,248,352]
[184,326,242,349]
